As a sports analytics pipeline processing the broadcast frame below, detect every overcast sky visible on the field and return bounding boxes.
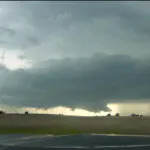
[0,1,150,114]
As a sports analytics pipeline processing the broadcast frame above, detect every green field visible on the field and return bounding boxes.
[0,114,149,135]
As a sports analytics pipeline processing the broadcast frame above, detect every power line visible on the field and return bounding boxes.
[0,51,18,114]
[0,95,18,114]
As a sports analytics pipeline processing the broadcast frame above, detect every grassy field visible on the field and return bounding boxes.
[0,114,150,135]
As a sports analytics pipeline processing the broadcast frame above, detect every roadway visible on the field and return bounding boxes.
[1,134,150,149]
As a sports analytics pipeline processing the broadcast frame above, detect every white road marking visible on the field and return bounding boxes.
[94,144,150,148]
[45,144,150,149]
[18,134,53,140]
[45,146,89,149]
[2,134,150,149]
[2,134,53,146]
[90,133,150,138]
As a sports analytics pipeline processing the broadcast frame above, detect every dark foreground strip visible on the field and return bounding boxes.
[1,145,150,150]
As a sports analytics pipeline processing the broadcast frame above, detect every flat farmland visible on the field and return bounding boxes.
[0,114,149,135]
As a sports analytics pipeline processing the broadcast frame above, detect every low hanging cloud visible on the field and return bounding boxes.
[0,104,110,116]
[0,53,150,112]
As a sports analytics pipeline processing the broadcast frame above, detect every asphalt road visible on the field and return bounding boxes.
[1,134,150,150]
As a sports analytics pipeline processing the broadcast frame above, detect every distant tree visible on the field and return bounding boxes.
[106,113,111,117]
[0,110,5,114]
[25,111,29,115]
[115,113,120,117]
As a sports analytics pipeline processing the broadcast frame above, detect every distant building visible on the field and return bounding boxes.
[131,114,139,117]
[131,114,144,118]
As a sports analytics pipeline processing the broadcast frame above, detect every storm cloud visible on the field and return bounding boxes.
[0,2,150,113]
[0,53,150,112]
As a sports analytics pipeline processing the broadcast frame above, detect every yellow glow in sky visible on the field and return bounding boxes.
[0,104,111,116]
[1,102,150,116]
[107,102,150,116]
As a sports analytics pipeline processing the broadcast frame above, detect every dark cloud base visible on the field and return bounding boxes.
[0,53,150,112]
